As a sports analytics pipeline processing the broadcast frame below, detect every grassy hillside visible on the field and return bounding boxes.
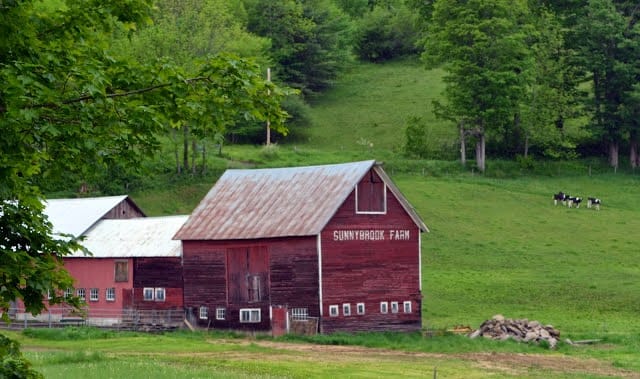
[305,58,455,154]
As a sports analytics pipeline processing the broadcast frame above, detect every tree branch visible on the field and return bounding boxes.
[0,76,211,114]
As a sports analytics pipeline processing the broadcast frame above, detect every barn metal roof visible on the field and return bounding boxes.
[174,160,427,241]
[43,195,142,237]
[69,215,188,258]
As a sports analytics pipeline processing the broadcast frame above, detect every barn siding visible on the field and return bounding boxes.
[102,199,145,219]
[131,257,183,310]
[320,178,422,333]
[182,237,319,331]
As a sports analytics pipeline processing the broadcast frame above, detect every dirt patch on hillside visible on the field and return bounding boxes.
[211,339,639,378]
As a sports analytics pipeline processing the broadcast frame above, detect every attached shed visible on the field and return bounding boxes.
[175,160,428,334]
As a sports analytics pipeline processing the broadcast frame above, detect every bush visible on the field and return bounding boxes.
[0,334,43,379]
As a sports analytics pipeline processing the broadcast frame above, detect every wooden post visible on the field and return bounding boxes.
[266,68,271,146]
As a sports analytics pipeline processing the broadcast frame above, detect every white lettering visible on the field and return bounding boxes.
[332,229,386,241]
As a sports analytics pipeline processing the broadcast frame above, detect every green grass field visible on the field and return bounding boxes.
[14,59,640,378]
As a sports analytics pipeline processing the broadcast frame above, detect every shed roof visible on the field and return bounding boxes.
[43,195,144,237]
[69,215,188,258]
[174,160,427,241]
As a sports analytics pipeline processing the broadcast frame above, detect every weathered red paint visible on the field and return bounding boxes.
[181,166,424,334]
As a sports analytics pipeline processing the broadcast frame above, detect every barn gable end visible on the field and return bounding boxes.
[178,161,427,334]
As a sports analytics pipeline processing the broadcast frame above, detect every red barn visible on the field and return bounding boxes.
[14,196,186,327]
[175,160,428,334]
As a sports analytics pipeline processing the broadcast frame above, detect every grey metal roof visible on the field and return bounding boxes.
[43,195,138,237]
[174,160,427,241]
[69,215,188,258]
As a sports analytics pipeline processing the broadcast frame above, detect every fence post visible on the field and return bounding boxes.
[48,310,52,328]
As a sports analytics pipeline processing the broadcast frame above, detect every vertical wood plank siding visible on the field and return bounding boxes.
[182,237,319,331]
[320,181,422,333]
[103,200,145,219]
[132,257,183,310]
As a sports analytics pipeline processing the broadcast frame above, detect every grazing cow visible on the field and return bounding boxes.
[553,191,567,205]
[587,197,601,210]
[567,196,582,208]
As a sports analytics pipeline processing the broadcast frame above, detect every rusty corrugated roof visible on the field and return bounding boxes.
[69,215,188,258]
[175,160,427,241]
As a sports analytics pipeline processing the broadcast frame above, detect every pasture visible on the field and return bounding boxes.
[13,157,640,378]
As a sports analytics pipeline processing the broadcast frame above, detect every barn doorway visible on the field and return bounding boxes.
[227,246,269,304]
[271,306,288,337]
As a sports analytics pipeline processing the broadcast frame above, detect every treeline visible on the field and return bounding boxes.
[113,0,640,174]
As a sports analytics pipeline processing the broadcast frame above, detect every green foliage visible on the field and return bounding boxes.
[0,334,43,379]
[404,115,456,159]
[1,0,292,316]
[245,0,354,96]
[22,327,118,341]
[353,4,422,62]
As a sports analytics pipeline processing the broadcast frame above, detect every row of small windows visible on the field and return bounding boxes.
[199,307,260,323]
[59,288,116,302]
[329,301,412,317]
[58,287,166,302]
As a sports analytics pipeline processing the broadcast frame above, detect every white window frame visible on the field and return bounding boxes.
[106,287,116,302]
[355,182,387,214]
[143,287,154,301]
[356,303,365,315]
[64,288,73,298]
[380,301,388,314]
[216,307,226,320]
[291,307,309,321]
[342,303,351,316]
[154,288,166,302]
[403,301,412,313]
[199,306,208,320]
[90,288,99,302]
[239,308,261,323]
[76,288,86,301]
[329,305,339,317]
[391,301,399,314]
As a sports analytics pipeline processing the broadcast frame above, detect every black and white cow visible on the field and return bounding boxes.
[587,197,601,210]
[553,191,567,205]
[567,196,582,208]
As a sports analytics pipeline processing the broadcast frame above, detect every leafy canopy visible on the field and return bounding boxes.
[0,0,292,315]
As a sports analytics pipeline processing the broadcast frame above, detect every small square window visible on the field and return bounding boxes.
[240,308,261,323]
[143,287,154,301]
[114,261,128,282]
[291,307,309,321]
[216,307,226,320]
[64,288,73,298]
[342,303,351,316]
[329,305,339,317]
[356,303,365,315]
[76,288,86,301]
[155,288,166,302]
[380,302,388,314]
[403,301,412,313]
[199,306,208,320]
[106,287,116,302]
[391,301,399,314]
[90,288,99,302]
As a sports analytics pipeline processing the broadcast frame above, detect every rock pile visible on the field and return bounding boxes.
[468,314,560,349]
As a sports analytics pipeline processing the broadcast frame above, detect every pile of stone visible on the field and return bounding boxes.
[468,314,560,349]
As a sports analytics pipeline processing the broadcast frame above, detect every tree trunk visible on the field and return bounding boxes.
[459,121,466,165]
[202,140,207,174]
[608,140,619,169]
[191,138,197,174]
[524,135,529,158]
[630,131,639,169]
[172,128,181,174]
[183,125,189,172]
[475,133,485,172]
